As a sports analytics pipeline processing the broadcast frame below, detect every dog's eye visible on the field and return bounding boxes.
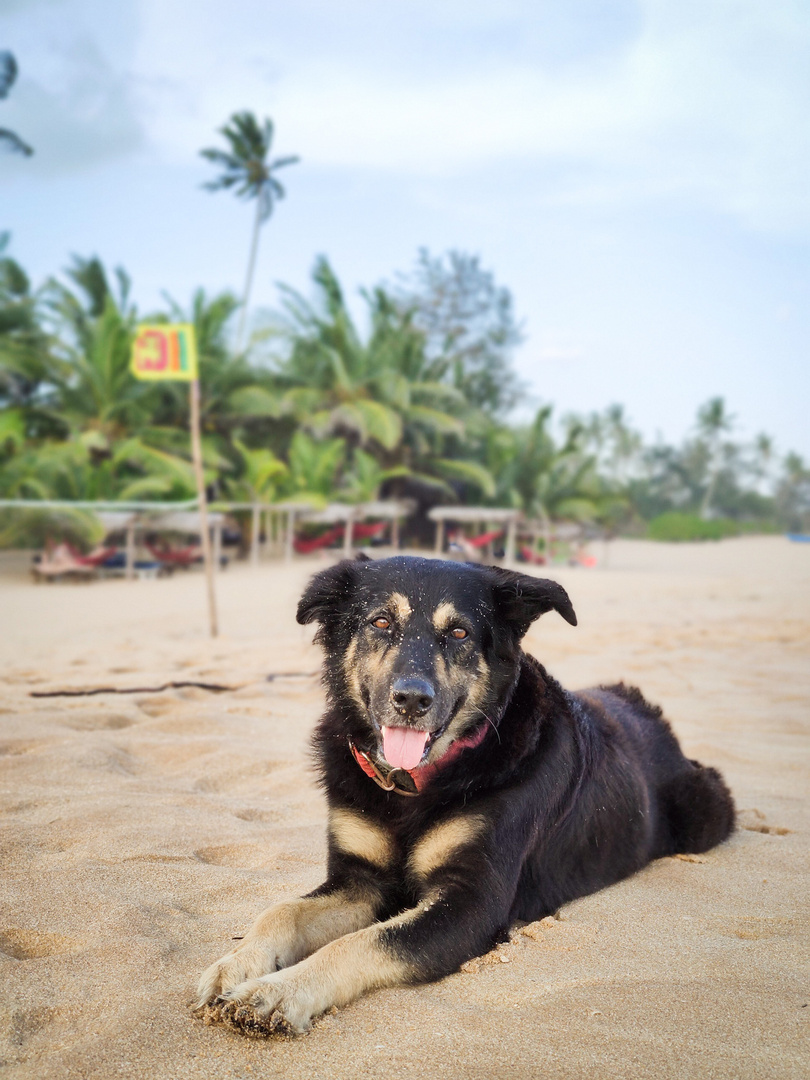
[450,627,468,640]
[371,616,391,630]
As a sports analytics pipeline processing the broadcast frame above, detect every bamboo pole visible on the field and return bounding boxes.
[251,503,260,566]
[213,519,223,573]
[285,509,294,562]
[125,524,135,580]
[189,379,218,637]
[505,517,517,566]
[434,518,444,555]
[343,510,354,557]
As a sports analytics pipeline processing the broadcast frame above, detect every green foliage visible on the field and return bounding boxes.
[647,512,742,542]
[0,240,802,552]
[340,449,409,504]
[775,453,810,533]
[0,507,103,550]
[283,430,346,504]
[223,438,287,503]
[487,406,606,524]
[266,256,465,481]
[394,249,524,416]
[0,434,197,504]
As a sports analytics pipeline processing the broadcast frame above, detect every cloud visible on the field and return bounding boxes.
[1,0,66,12]
[133,0,809,233]
[535,347,586,363]
[1,17,143,176]
[5,0,808,232]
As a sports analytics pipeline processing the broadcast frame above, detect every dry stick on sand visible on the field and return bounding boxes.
[29,672,320,698]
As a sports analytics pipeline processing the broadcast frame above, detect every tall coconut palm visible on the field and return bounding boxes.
[200,112,299,351]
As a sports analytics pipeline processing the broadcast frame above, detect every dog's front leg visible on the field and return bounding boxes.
[195,885,379,1008]
[197,806,397,1007]
[218,813,520,1033]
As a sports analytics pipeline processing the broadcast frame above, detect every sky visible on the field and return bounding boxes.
[2,0,809,456]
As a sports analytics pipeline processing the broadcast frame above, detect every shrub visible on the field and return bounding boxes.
[647,512,740,542]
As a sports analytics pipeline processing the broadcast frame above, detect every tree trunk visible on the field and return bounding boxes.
[236,196,264,353]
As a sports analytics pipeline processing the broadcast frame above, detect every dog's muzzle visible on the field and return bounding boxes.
[390,677,435,718]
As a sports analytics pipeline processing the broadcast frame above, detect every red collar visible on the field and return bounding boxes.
[349,722,489,796]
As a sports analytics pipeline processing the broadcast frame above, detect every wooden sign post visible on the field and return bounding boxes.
[131,324,219,638]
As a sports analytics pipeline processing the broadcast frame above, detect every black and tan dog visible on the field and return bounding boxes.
[196,556,734,1035]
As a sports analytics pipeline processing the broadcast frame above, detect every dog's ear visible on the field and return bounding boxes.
[296,560,359,625]
[488,567,577,634]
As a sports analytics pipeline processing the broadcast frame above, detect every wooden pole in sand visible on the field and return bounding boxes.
[189,378,218,638]
[251,503,260,566]
[434,517,444,555]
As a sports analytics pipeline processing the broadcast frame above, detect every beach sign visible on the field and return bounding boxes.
[129,321,218,638]
[131,324,198,381]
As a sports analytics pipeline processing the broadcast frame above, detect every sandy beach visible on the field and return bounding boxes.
[1,536,808,1080]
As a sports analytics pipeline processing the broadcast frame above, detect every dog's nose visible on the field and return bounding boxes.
[391,677,435,717]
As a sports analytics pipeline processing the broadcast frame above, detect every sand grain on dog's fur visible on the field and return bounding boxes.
[1,537,808,1079]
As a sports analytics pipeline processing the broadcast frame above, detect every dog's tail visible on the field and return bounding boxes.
[658,759,735,855]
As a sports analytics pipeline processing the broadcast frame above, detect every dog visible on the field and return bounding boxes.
[196,556,734,1035]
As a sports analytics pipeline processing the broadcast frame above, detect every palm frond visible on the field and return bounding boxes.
[227,386,284,418]
[405,404,465,437]
[0,129,33,157]
[0,51,18,98]
[433,458,496,497]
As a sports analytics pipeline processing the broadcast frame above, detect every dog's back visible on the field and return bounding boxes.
[507,672,735,923]
[578,683,735,857]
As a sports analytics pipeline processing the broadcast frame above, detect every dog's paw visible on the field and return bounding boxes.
[195,939,288,1008]
[216,972,318,1035]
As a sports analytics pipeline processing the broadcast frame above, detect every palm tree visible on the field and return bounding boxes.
[0,52,33,157]
[43,256,148,438]
[775,452,810,532]
[491,407,605,555]
[0,234,60,444]
[266,257,489,497]
[7,257,202,503]
[200,112,299,350]
[151,287,282,438]
[341,448,410,504]
[696,397,734,518]
[751,432,774,492]
[270,257,403,451]
[282,430,346,504]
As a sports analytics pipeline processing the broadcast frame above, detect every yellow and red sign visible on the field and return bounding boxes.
[131,324,198,381]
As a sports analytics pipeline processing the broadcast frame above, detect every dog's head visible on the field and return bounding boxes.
[297,556,576,772]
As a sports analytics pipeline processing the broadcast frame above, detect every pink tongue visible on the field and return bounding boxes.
[381,726,430,771]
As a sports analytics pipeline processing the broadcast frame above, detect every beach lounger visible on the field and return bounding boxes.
[67,543,119,567]
[146,540,203,568]
[519,544,548,565]
[32,543,98,582]
[447,528,505,560]
[293,524,345,554]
